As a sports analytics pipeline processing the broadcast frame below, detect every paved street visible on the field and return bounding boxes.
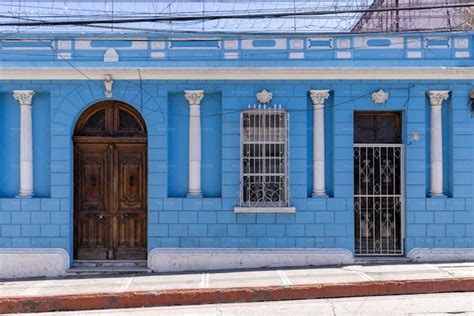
[2,262,474,298]
[15,292,474,315]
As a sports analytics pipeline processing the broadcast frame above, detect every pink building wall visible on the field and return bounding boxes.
[352,0,471,32]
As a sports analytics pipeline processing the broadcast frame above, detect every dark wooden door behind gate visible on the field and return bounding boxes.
[74,101,147,261]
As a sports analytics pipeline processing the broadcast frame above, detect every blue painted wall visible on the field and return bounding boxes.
[0,93,20,197]
[0,31,473,261]
[1,79,471,257]
[168,92,189,197]
[33,93,51,198]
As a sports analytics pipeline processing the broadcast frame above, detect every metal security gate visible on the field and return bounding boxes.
[354,112,403,256]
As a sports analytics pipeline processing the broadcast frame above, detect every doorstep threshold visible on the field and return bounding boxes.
[354,256,413,265]
[74,260,147,263]
[69,260,150,274]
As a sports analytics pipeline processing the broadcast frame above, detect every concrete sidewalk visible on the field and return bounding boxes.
[1,262,474,313]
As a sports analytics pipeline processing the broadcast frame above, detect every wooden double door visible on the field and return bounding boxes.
[74,101,147,260]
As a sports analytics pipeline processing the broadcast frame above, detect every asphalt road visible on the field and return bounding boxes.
[16,292,474,315]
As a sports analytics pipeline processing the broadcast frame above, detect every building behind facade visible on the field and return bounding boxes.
[352,0,473,32]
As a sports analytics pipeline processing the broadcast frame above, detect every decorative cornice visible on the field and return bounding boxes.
[256,89,272,105]
[427,90,450,107]
[2,68,474,80]
[104,74,113,98]
[309,90,331,108]
[371,89,389,104]
[13,90,35,106]
[184,90,205,106]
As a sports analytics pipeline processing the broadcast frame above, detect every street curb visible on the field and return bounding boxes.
[1,277,474,313]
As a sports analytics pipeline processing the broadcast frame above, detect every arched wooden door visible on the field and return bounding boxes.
[73,101,147,260]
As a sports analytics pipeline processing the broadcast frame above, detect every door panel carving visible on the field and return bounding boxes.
[114,144,147,260]
[75,144,110,260]
[74,101,147,261]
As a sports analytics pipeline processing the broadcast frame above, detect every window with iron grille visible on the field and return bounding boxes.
[236,109,292,212]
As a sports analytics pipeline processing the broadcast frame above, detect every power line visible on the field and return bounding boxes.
[0,3,473,27]
[0,1,412,16]
[1,15,472,36]
[0,25,472,37]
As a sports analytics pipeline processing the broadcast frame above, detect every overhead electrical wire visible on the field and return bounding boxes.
[0,2,472,27]
[0,10,472,36]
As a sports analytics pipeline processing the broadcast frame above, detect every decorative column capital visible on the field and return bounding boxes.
[427,90,450,107]
[13,90,35,107]
[309,90,331,109]
[184,90,205,107]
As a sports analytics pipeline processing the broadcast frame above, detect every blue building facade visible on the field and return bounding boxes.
[0,32,473,277]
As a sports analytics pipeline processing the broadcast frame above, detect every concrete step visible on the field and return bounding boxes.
[354,256,413,265]
[66,260,151,275]
[66,267,152,275]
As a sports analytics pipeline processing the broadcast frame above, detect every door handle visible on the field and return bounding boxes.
[119,214,127,220]
[98,214,105,220]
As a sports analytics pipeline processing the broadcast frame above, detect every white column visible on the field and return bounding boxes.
[309,90,330,197]
[427,90,449,197]
[13,90,35,197]
[185,90,205,197]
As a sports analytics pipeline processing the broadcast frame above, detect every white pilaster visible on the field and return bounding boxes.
[309,90,331,197]
[427,90,449,197]
[13,90,35,197]
[185,90,205,197]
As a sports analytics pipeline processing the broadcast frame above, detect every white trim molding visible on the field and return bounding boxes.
[234,206,296,213]
[2,67,474,80]
[184,90,205,197]
[407,248,474,263]
[148,248,354,272]
[309,89,331,197]
[13,90,35,198]
[427,90,450,197]
[0,248,69,279]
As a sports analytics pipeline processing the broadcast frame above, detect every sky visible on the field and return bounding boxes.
[0,0,374,34]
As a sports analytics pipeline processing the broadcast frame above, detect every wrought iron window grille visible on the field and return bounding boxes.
[236,103,293,211]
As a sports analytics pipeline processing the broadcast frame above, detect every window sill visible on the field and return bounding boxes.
[233,207,296,213]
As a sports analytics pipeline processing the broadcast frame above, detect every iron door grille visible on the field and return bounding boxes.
[239,109,290,208]
[354,144,404,255]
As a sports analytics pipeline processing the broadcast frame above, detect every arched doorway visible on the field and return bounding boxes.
[73,101,147,261]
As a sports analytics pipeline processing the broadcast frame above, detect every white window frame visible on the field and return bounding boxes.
[234,108,295,213]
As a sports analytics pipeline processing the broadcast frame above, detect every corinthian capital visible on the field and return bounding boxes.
[13,90,35,107]
[427,90,450,107]
[309,90,331,108]
[184,90,205,107]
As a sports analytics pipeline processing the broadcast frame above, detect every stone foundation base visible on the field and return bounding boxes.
[407,248,474,262]
[148,248,354,272]
[0,248,69,279]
